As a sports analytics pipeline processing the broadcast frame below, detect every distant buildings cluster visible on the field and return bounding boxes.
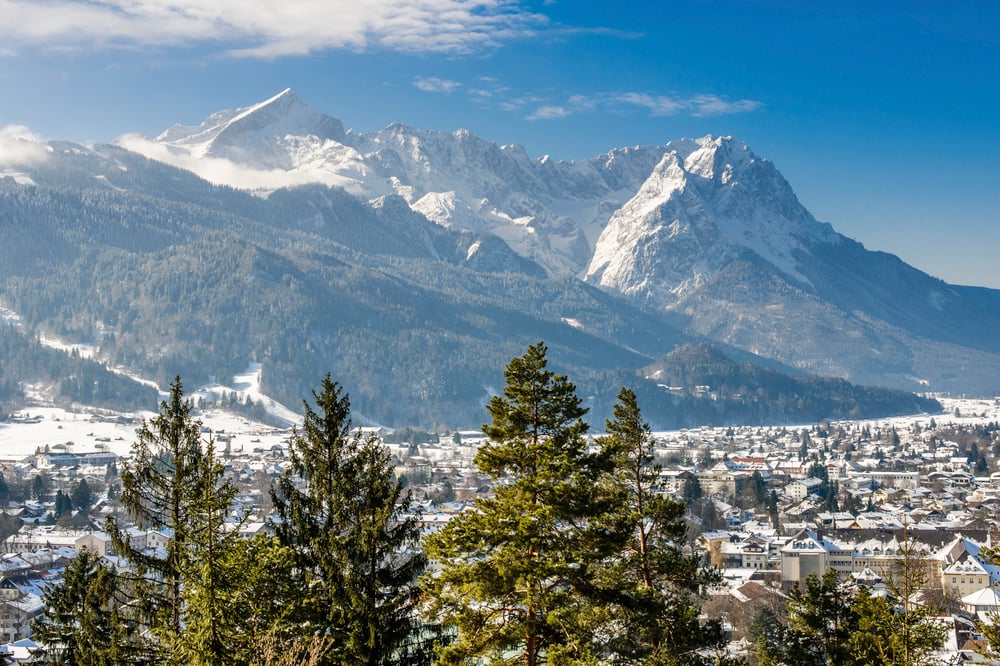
[0,399,997,660]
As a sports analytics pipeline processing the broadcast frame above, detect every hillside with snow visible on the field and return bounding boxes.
[0,89,998,426]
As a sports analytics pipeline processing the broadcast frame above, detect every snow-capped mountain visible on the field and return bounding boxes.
[3,88,999,414]
[121,89,668,277]
[110,90,1000,393]
[586,135,841,303]
[158,88,347,160]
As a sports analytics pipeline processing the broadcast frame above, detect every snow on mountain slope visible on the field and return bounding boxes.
[157,88,346,162]
[0,93,955,325]
[117,90,666,276]
[119,89,377,195]
[1,302,302,427]
[7,90,1000,400]
[586,136,840,305]
[193,363,301,427]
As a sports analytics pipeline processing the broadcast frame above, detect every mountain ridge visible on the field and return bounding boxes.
[0,89,996,425]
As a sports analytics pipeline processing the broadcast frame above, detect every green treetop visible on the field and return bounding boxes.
[107,377,205,658]
[595,387,725,665]
[271,374,425,666]
[423,341,611,666]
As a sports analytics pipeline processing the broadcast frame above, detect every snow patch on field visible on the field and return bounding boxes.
[189,363,301,427]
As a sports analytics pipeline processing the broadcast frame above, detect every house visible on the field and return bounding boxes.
[936,537,1000,594]
[74,531,112,556]
[779,529,852,585]
[785,478,823,500]
[740,534,771,570]
[0,590,42,643]
[961,587,1000,616]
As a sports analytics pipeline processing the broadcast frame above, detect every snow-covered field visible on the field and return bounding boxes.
[0,364,301,461]
[0,404,295,462]
[0,310,308,460]
[1,389,995,465]
[189,363,302,427]
[847,396,1000,430]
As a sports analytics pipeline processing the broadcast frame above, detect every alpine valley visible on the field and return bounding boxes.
[2,89,995,427]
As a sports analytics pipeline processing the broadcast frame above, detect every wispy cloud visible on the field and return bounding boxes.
[0,1,549,58]
[413,76,462,94]
[405,74,763,122]
[616,93,685,116]
[615,92,762,117]
[520,90,763,121]
[687,94,763,116]
[527,105,570,121]
[117,133,366,193]
[0,126,51,167]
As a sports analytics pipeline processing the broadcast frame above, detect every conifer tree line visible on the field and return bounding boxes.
[27,342,950,664]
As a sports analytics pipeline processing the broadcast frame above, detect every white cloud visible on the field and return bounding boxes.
[688,94,763,116]
[617,92,762,117]
[510,87,761,122]
[0,125,51,167]
[116,133,365,193]
[617,92,685,116]
[413,76,462,93]
[526,95,595,120]
[566,94,596,110]
[0,0,548,58]
[498,94,542,112]
[527,105,570,121]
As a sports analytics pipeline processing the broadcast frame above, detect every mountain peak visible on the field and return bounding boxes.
[658,134,752,180]
[154,88,346,162]
[269,87,297,102]
[585,132,838,301]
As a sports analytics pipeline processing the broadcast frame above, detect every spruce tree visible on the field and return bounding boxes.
[849,534,945,666]
[71,478,94,513]
[208,534,305,665]
[107,376,205,659]
[271,374,424,665]
[177,437,243,666]
[765,570,859,666]
[31,548,155,664]
[423,342,609,666]
[596,387,724,664]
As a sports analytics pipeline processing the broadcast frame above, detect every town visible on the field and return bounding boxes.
[0,394,998,662]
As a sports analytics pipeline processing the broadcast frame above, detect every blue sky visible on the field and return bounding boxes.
[1,0,998,288]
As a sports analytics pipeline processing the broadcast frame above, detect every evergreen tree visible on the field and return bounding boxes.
[682,475,703,507]
[271,374,424,666]
[423,342,608,666]
[32,474,49,501]
[209,534,308,666]
[763,570,859,665]
[749,606,784,666]
[71,479,95,513]
[979,547,1000,659]
[31,548,155,664]
[596,387,724,664]
[849,586,944,666]
[107,377,205,660]
[766,490,780,530]
[177,437,243,666]
[53,490,73,519]
[850,533,945,665]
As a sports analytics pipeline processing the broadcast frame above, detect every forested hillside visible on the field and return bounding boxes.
[0,147,943,427]
[0,325,156,412]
